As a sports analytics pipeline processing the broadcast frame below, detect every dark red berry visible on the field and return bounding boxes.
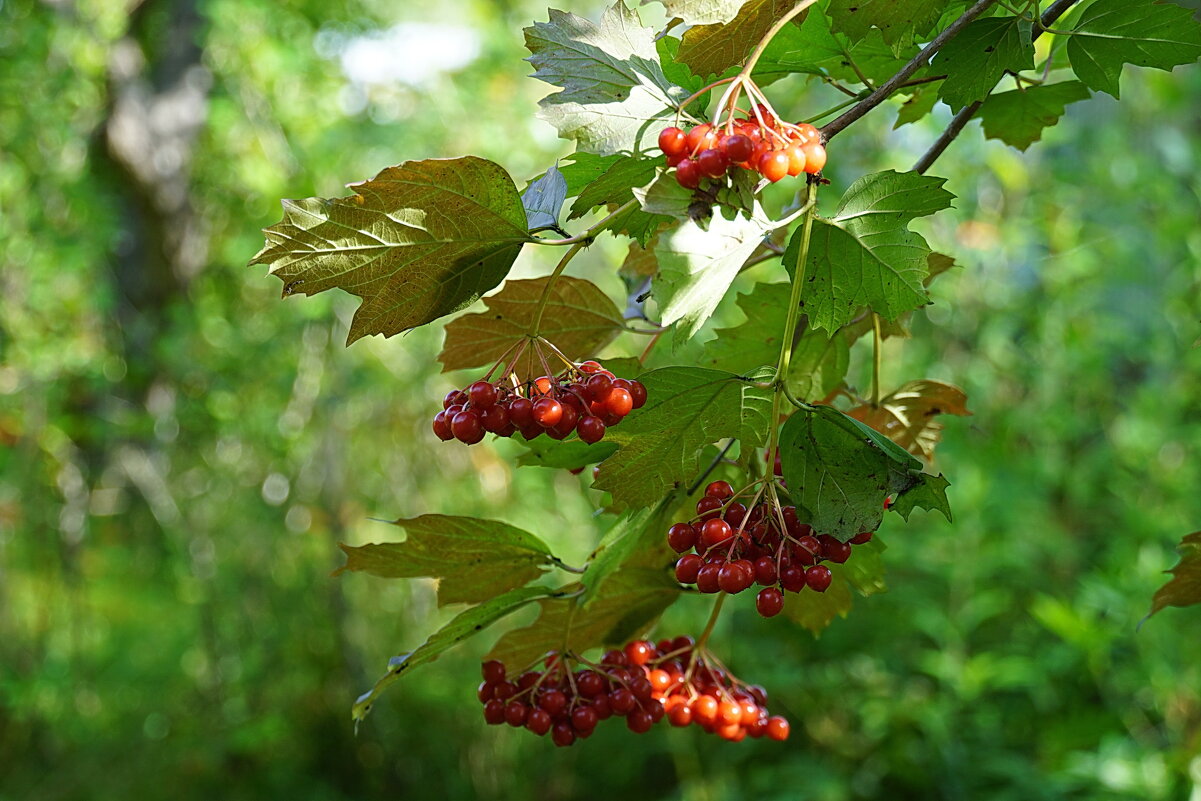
[704,480,734,500]
[509,397,534,427]
[483,699,506,725]
[432,411,453,441]
[482,660,506,683]
[675,158,701,189]
[467,380,497,410]
[628,381,647,409]
[504,701,528,727]
[451,410,485,444]
[667,522,697,553]
[675,553,704,583]
[780,564,806,593]
[722,133,754,163]
[718,562,752,594]
[481,404,510,433]
[585,372,613,403]
[551,721,576,747]
[849,531,874,545]
[526,708,552,735]
[572,705,599,733]
[756,587,784,617]
[806,564,833,592]
[700,518,733,549]
[577,415,606,444]
[696,562,722,593]
[697,147,729,179]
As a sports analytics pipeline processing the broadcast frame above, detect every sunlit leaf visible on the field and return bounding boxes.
[250,157,533,344]
[652,0,751,26]
[678,0,804,78]
[335,515,558,606]
[828,0,951,50]
[935,16,1035,111]
[847,379,972,460]
[438,276,625,378]
[1067,0,1201,97]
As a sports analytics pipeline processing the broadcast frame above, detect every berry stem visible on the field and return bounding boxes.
[529,242,585,338]
[692,594,726,662]
[739,0,820,79]
[871,313,883,408]
[534,199,636,247]
[764,180,818,465]
[674,76,737,125]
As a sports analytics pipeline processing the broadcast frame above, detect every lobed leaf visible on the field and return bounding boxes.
[250,157,533,344]
[935,16,1035,111]
[351,585,551,722]
[651,0,752,26]
[515,438,619,470]
[1066,0,1201,98]
[1147,532,1201,619]
[486,568,680,669]
[438,276,625,378]
[335,515,558,606]
[525,3,687,155]
[779,404,951,540]
[979,81,1092,150]
[581,500,679,604]
[678,0,804,78]
[827,0,951,50]
[847,379,972,461]
[594,366,773,511]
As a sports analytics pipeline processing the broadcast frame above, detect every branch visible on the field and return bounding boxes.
[821,0,998,141]
[912,0,1082,173]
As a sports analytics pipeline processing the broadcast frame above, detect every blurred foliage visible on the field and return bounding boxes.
[1,0,1200,799]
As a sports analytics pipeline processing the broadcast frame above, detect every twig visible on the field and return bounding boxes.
[821,0,998,141]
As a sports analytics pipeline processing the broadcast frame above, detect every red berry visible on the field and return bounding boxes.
[675,553,704,583]
[695,496,722,520]
[628,380,647,409]
[696,562,722,593]
[467,380,497,409]
[802,141,827,173]
[697,147,728,179]
[691,695,718,725]
[849,531,874,545]
[532,376,554,396]
[821,535,852,564]
[756,587,784,617]
[551,403,579,437]
[551,721,576,747]
[538,688,568,716]
[577,415,606,444]
[806,564,833,592]
[526,708,552,735]
[443,389,466,409]
[481,404,510,433]
[718,562,753,594]
[675,158,701,189]
[704,480,734,500]
[609,688,636,715]
[509,397,534,427]
[721,133,754,163]
[624,640,654,666]
[794,122,819,141]
[766,715,790,741]
[432,411,453,441]
[451,410,484,444]
[658,126,687,157]
[585,372,612,403]
[532,397,563,428]
[758,150,789,182]
[504,701,528,727]
[700,518,733,549]
[572,705,599,733]
[667,522,697,553]
[482,660,506,683]
[668,703,693,727]
[626,708,654,733]
[754,556,778,586]
[685,123,713,153]
[579,360,602,373]
[780,564,806,593]
[483,699,506,725]
[785,143,806,176]
[604,387,633,417]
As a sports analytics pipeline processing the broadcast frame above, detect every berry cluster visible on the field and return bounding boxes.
[432,360,646,445]
[658,104,827,189]
[477,639,788,746]
[670,480,875,618]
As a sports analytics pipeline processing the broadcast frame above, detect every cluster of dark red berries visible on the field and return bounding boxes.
[477,639,788,746]
[670,480,874,618]
[432,360,646,445]
[658,104,827,189]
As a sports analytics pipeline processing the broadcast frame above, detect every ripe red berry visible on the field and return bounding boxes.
[627,380,647,409]
[821,535,852,564]
[758,150,790,182]
[780,564,806,593]
[443,389,466,409]
[675,553,704,583]
[467,380,497,410]
[585,373,612,403]
[609,688,636,715]
[532,396,563,428]
[576,415,606,444]
[685,123,713,153]
[675,158,701,189]
[849,530,874,545]
[704,480,734,500]
[578,360,602,373]
[572,705,599,733]
[482,660,506,683]
[626,708,654,733]
[624,640,654,666]
[785,143,806,176]
[695,496,722,520]
[667,522,697,553]
[754,556,778,586]
[766,715,790,741]
[697,147,729,179]
[691,695,718,725]
[509,397,534,428]
[658,126,687,157]
[668,703,693,727]
[721,133,754,163]
[718,562,753,594]
[806,564,833,592]
[526,708,552,736]
[451,410,485,444]
[481,404,510,433]
[802,141,827,173]
[551,721,576,747]
[605,387,634,417]
[756,587,784,617]
[504,701,529,727]
[538,688,568,716]
[696,562,722,593]
[432,411,453,441]
[794,122,819,141]
[483,699,506,725]
[700,518,733,549]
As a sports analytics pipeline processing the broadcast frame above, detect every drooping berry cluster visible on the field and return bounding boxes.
[658,104,827,189]
[476,639,788,746]
[670,480,875,618]
[432,360,647,445]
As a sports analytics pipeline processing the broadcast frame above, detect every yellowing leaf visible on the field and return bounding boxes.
[438,276,625,378]
[1148,532,1201,619]
[250,157,532,345]
[847,379,971,461]
[678,0,802,78]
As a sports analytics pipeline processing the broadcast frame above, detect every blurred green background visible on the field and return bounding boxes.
[2,0,1200,798]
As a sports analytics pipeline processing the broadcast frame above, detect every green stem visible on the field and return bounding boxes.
[871,313,882,408]
[694,593,727,653]
[764,181,818,463]
[535,199,636,247]
[529,241,584,336]
[741,0,821,77]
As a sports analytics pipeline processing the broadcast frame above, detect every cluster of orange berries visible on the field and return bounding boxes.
[477,639,788,746]
[670,480,875,617]
[658,104,827,189]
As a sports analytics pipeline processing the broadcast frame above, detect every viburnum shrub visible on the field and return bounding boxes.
[249,0,1201,737]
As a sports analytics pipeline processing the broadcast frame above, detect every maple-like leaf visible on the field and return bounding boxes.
[847,379,972,461]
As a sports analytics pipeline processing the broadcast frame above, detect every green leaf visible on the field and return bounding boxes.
[889,472,952,521]
[778,404,951,540]
[978,81,1091,149]
[522,162,568,229]
[594,367,772,512]
[894,83,941,128]
[351,585,550,722]
[581,501,679,604]
[525,3,687,155]
[787,327,850,402]
[678,0,803,78]
[657,36,710,96]
[1066,0,1201,98]
[515,438,619,469]
[828,0,950,50]
[1147,532,1201,618]
[653,203,771,343]
[569,156,659,219]
[834,169,956,233]
[334,515,557,606]
[557,153,623,197]
[782,573,853,634]
[250,157,532,344]
[935,16,1035,111]
[756,11,917,85]
[438,276,624,378]
[652,0,751,26]
[486,568,680,669]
